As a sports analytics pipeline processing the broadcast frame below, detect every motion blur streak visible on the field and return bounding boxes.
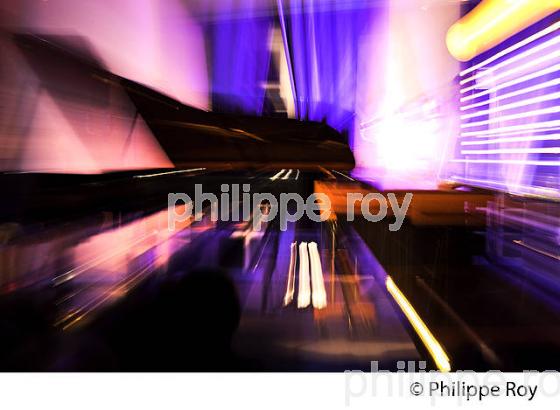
[460,92,560,120]
[460,31,560,85]
[283,242,297,306]
[281,169,293,180]
[55,205,198,329]
[308,242,327,310]
[0,0,559,374]
[461,107,560,129]
[460,51,560,94]
[205,0,273,114]
[354,0,459,189]
[461,79,560,110]
[277,0,376,135]
[0,0,224,173]
[386,276,451,373]
[297,242,311,309]
[459,21,560,77]
[444,7,560,343]
[133,169,206,179]
[461,135,560,146]
[446,0,560,61]
[270,169,286,181]
[460,120,560,137]
[459,65,560,103]
[449,15,560,199]
[8,0,209,108]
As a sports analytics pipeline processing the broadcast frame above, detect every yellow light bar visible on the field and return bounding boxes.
[446,0,560,61]
[386,276,451,372]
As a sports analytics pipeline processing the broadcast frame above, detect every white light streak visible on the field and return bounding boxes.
[460,91,560,120]
[461,50,560,94]
[133,168,205,178]
[460,64,560,103]
[461,147,560,155]
[460,34,560,85]
[461,120,560,138]
[461,106,560,129]
[449,176,560,198]
[461,134,560,145]
[450,159,560,166]
[460,21,560,77]
[297,242,311,309]
[386,276,451,372]
[282,169,293,180]
[461,78,560,111]
[283,242,297,306]
[308,242,327,310]
[270,169,286,181]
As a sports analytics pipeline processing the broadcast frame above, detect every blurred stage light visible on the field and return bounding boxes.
[460,21,560,76]
[461,78,560,111]
[460,120,560,138]
[308,242,327,310]
[297,242,311,309]
[461,92,560,120]
[283,242,297,306]
[446,0,560,61]
[459,31,560,85]
[353,1,460,190]
[460,64,560,103]
[270,169,287,181]
[386,276,451,372]
[460,51,560,94]
[461,107,560,129]
[461,134,560,146]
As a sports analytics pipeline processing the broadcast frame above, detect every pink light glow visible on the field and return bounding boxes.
[21,90,174,173]
[353,2,460,189]
[0,0,214,173]
[19,0,209,109]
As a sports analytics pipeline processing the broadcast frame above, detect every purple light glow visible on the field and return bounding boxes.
[352,1,461,189]
[446,13,560,199]
[277,0,380,137]
[207,0,273,114]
